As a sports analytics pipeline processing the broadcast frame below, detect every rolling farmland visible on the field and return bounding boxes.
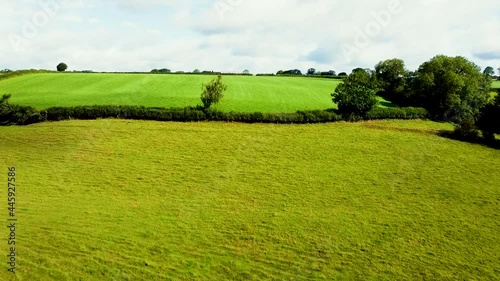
[0,73,345,113]
[1,119,499,280]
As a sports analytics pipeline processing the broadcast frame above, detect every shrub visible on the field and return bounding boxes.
[453,117,481,141]
[201,75,227,109]
[0,94,42,125]
[44,105,207,122]
[365,107,429,120]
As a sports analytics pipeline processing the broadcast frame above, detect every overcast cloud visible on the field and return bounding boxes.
[1,0,499,74]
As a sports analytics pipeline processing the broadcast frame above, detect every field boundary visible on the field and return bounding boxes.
[0,101,430,126]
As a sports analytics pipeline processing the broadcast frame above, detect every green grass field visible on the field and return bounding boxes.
[0,73,347,113]
[1,120,499,280]
[492,80,500,89]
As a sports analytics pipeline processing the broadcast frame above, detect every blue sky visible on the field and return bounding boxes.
[1,0,499,74]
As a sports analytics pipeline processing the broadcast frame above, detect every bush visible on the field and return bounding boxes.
[0,94,42,125]
[20,104,427,125]
[44,105,207,122]
[453,118,481,141]
[2,98,426,127]
[297,110,340,123]
[365,107,429,120]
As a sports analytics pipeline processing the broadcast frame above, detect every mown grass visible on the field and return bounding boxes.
[0,73,346,113]
[492,80,500,89]
[1,120,499,280]
[0,73,397,112]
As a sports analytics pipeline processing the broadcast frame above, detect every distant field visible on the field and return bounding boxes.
[1,120,499,280]
[492,80,500,88]
[0,73,349,113]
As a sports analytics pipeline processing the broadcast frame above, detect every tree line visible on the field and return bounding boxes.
[2,57,499,144]
[332,55,500,140]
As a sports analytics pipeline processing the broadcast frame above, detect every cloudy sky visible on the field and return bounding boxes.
[1,0,499,74]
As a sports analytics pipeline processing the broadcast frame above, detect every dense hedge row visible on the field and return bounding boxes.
[2,100,430,126]
[365,107,430,120]
[44,106,207,122]
[0,95,43,125]
[42,106,342,124]
[32,105,428,125]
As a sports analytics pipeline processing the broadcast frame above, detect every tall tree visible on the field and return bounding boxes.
[410,55,491,123]
[331,70,377,116]
[57,62,68,72]
[374,59,408,105]
[477,95,500,140]
[201,75,227,109]
[483,66,495,77]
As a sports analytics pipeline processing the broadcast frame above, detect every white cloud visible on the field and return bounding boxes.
[0,0,499,74]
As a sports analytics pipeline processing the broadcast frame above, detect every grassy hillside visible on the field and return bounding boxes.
[0,73,346,113]
[492,80,500,89]
[1,120,499,280]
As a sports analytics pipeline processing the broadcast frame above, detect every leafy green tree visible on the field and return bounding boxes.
[57,62,68,72]
[193,69,201,74]
[0,94,14,124]
[243,69,250,74]
[351,67,365,74]
[486,66,496,76]
[332,70,377,116]
[410,55,491,122]
[483,66,495,77]
[307,68,316,75]
[375,59,409,105]
[0,94,40,125]
[201,75,227,109]
[283,69,302,75]
[477,95,500,140]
